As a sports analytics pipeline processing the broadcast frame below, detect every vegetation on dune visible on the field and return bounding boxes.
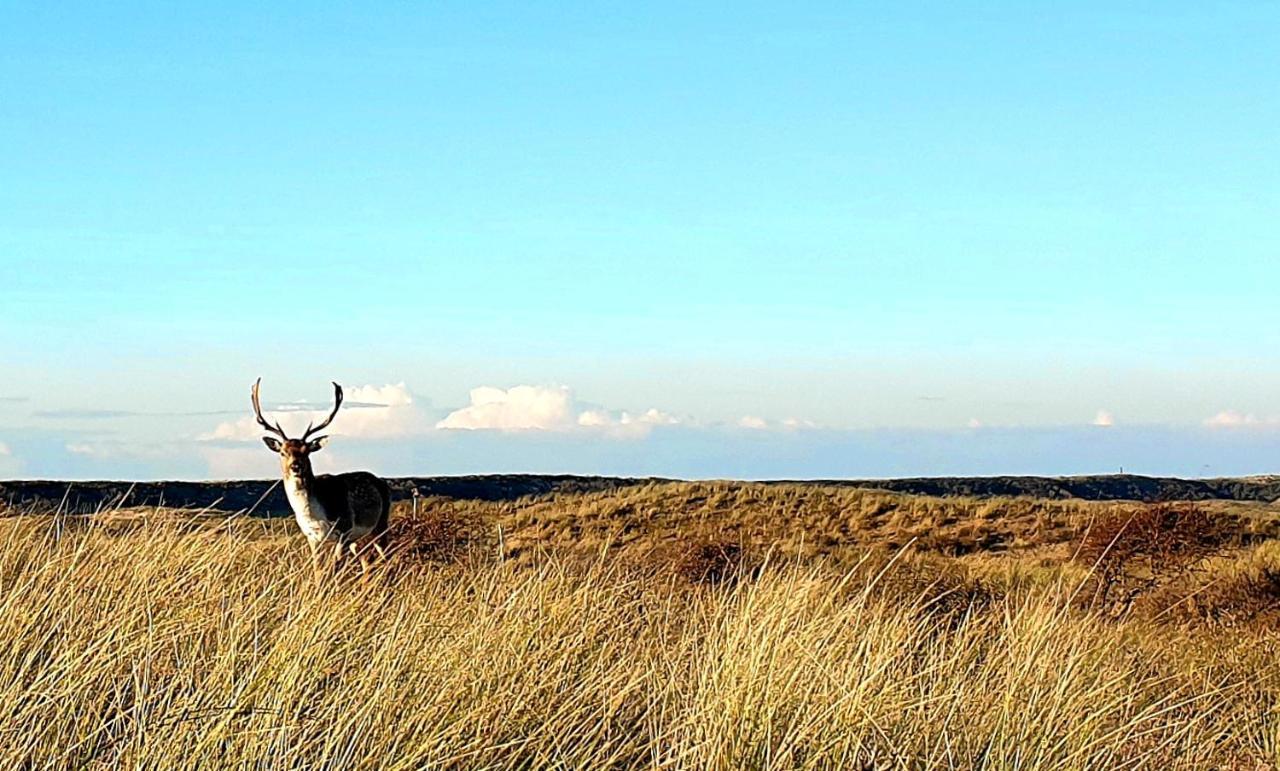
[1,482,1279,768]
[386,481,1277,566]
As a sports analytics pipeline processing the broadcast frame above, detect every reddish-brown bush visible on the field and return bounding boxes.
[672,540,756,585]
[384,502,486,563]
[1075,503,1231,611]
[1078,503,1226,569]
[1143,566,1280,627]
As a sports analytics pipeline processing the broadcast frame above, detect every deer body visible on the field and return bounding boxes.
[283,464,389,547]
[252,379,391,565]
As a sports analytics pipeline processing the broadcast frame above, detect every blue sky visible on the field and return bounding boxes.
[2,2,1279,480]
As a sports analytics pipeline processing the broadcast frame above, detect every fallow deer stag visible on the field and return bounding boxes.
[252,378,391,569]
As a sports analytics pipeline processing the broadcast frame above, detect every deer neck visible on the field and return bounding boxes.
[283,465,331,540]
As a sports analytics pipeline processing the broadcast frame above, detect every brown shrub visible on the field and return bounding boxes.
[671,540,757,585]
[384,501,488,564]
[1075,503,1232,612]
[859,551,998,617]
[1078,503,1227,570]
[1142,566,1280,628]
[915,528,1010,557]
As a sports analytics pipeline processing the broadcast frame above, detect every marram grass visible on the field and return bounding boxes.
[0,510,1276,770]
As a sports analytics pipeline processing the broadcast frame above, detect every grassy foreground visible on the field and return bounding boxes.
[2,483,1279,769]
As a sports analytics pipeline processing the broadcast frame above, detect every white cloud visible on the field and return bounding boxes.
[198,445,275,479]
[737,415,816,431]
[575,409,613,428]
[347,382,414,407]
[630,408,681,427]
[203,418,265,442]
[203,382,431,441]
[64,440,173,461]
[1205,410,1255,428]
[437,385,682,438]
[438,385,575,431]
[781,417,817,430]
[967,418,983,429]
[1092,410,1115,427]
[578,407,682,438]
[1203,410,1280,429]
[0,440,18,478]
[579,407,680,429]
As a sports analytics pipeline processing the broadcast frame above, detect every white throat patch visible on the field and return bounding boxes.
[284,475,334,543]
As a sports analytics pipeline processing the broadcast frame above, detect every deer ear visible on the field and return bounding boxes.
[262,436,283,452]
[306,436,329,453]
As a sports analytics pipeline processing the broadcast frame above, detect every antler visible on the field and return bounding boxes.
[302,382,344,442]
[251,377,290,440]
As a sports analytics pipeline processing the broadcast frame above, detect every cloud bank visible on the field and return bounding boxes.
[189,382,703,478]
[1203,410,1280,429]
[35,378,1256,483]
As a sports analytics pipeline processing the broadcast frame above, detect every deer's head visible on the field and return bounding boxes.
[251,378,343,478]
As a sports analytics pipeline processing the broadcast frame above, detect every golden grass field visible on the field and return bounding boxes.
[3,481,1280,769]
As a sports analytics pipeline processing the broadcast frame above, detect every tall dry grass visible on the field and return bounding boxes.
[0,508,1277,769]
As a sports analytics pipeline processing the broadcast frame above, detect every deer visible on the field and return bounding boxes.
[251,378,391,570]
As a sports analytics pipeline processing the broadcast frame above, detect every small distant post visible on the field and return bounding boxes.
[411,487,421,519]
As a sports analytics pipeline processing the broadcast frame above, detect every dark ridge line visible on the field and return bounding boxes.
[0,475,659,515]
[4,473,1280,516]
